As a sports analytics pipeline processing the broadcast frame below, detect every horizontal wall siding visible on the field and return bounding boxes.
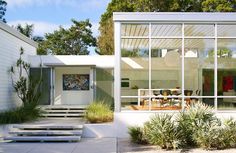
[0,28,36,111]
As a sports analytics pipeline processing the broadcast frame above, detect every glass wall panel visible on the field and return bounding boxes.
[151,39,181,110]
[151,24,182,37]
[121,24,149,37]
[121,38,149,109]
[217,39,236,109]
[184,39,214,99]
[185,24,214,37]
[218,24,236,37]
[30,68,51,105]
[95,68,114,108]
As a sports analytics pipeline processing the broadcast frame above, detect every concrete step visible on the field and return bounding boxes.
[13,125,83,130]
[41,113,85,117]
[4,136,81,142]
[43,110,86,113]
[40,105,87,110]
[9,130,83,136]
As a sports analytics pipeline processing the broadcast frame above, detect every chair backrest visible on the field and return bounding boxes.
[184,90,193,96]
[161,90,171,100]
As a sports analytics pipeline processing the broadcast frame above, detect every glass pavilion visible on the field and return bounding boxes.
[113,12,236,112]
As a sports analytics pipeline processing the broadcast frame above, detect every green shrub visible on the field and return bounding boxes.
[193,118,236,150]
[0,104,41,124]
[128,102,236,150]
[128,126,147,144]
[85,102,113,123]
[178,102,236,150]
[144,114,183,149]
[177,102,219,147]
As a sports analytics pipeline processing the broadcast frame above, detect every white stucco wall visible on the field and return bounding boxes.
[54,67,93,105]
[0,22,37,111]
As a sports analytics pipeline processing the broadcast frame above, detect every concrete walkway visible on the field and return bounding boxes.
[1,138,236,153]
[0,138,116,153]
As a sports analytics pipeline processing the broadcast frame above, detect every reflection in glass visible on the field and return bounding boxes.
[121,38,149,99]
[150,39,182,110]
[185,39,214,97]
[217,39,236,110]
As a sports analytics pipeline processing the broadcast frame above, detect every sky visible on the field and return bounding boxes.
[5,0,111,54]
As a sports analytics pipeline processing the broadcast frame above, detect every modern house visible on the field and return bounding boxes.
[30,13,236,113]
[2,12,236,137]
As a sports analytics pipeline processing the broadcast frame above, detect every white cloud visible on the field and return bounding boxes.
[5,0,110,10]
[8,20,67,36]
[8,20,99,37]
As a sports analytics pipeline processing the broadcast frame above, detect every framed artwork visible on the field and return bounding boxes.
[63,74,90,90]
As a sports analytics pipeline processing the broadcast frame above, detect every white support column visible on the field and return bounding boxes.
[114,22,121,112]
[214,23,218,111]
[181,23,185,110]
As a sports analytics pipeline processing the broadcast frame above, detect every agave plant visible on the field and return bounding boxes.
[177,102,220,147]
[144,114,183,149]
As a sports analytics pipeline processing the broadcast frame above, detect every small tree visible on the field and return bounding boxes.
[9,47,42,108]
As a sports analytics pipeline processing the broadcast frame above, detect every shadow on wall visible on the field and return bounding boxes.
[95,68,114,109]
[96,87,114,108]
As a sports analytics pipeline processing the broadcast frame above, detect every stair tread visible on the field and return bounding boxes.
[43,110,86,113]
[41,113,84,116]
[13,125,83,129]
[9,130,83,135]
[4,136,81,141]
[40,105,87,109]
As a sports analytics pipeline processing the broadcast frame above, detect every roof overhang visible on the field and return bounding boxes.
[113,12,236,22]
[0,21,38,48]
[29,55,115,68]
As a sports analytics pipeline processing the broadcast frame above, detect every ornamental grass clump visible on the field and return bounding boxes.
[0,103,41,124]
[85,102,113,123]
[128,126,147,144]
[144,114,183,150]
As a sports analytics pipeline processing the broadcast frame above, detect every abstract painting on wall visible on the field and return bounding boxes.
[63,74,90,90]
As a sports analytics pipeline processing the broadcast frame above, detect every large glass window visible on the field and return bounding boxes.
[184,38,215,107]
[151,39,182,110]
[121,38,149,110]
[119,22,236,111]
[217,39,236,110]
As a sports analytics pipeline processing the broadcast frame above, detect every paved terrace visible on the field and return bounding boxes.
[1,138,236,153]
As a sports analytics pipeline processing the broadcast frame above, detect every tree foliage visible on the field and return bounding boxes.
[0,0,7,23]
[97,0,236,55]
[15,24,34,38]
[38,19,96,55]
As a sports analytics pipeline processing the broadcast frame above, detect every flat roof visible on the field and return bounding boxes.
[29,55,115,68]
[0,21,38,48]
[113,12,236,22]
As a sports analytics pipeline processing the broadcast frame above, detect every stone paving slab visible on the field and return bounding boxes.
[0,138,116,153]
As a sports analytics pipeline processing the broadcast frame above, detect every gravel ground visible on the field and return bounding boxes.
[117,138,236,153]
